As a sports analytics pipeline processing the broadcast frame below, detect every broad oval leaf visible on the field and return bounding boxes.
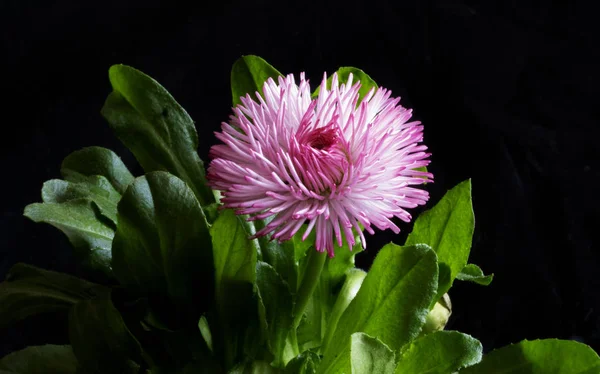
[0,264,106,329]
[406,179,474,301]
[321,268,367,354]
[212,209,257,297]
[61,146,134,195]
[111,171,214,320]
[101,65,213,206]
[284,351,320,374]
[296,233,363,352]
[326,237,364,291]
[291,227,316,264]
[456,264,494,286]
[228,360,281,374]
[69,291,143,373]
[256,261,294,367]
[351,333,395,374]
[295,278,328,353]
[23,199,114,248]
[0,345,78,374]
[125,310,217,373]
[254,218,299,293]
[460,339,600,374]
[320,332,395,374]
[180,358,223,374]
[210,209,260,369]
[335,67,377,101]
[42,177,120,225]
[396,331,482,374]
[319,244,438,373]
[312,67,378,101]
[23,198,114,275]
[231,55,282,106]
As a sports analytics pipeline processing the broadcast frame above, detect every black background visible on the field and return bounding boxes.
[1,0,599,359]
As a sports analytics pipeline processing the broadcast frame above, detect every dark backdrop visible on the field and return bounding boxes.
[1,0,598,358]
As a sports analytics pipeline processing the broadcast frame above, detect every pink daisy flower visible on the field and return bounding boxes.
[208,72,432,257]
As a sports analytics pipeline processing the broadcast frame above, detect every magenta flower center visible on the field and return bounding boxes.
[305,126,338,150]
[291,116,349,196]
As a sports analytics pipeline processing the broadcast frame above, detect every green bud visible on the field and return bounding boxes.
[421,293,452,335]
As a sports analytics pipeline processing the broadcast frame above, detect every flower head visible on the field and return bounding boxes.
[208,72,432,257]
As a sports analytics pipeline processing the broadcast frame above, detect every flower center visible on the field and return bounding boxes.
[306,126,338,150]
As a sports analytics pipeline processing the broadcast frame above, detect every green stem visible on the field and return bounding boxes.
[292,249,327,330]
[288,328,300,357]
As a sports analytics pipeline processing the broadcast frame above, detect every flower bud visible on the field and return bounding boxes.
[421,293,452,335]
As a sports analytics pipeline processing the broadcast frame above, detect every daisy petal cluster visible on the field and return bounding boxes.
[208,72,432,257]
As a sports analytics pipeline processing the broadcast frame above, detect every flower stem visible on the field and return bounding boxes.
[292,249,327,330]
[288,328,300,358]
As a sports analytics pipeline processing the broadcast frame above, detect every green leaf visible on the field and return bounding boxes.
[228,361,281,374]
[203,202,220,224]
[457,264,494,286]
[268,241,297,291]
[256,262,294,367]
[42,177,120,224]
[351,333,395,374]
[253,218,299,293]
[23,199,114,275]
[319,244,438,373]
[321,333,395,374]
[396,331,482,373]
[256,220,318,296]
[111,171,214,320]
[336,68,377,100]
[312,67,378,101]
[121,299,218,374]
[180,359,222,374]
[295,278,328,352]
[24,148,131,278]
[413,166,430,184]
[406,179,474,301]
[61,146,134,195]
[295,234,363,352]
[0,264,106,329]
[231,55,282,106]
[146,325,218,373]
[0,345,78,374]
[101,64,213,206]
[198,316,214,353]
[291,228,315,264]
[326,239,364,290]
[211,209,260,368]
[69,290,143,373]
[321,269,367,354]
[212,209,257,298]
[460,339,600,373]
[284,351,320,374]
